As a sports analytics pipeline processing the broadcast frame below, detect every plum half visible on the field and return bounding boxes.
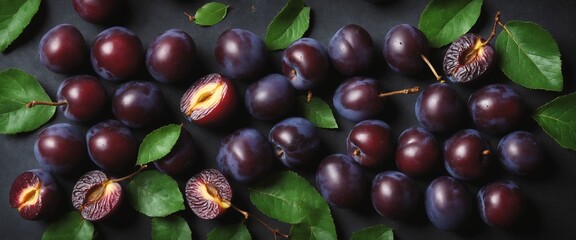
[9,169,61,220]
[185,169,232,219]
[71,170,123,221]
[180,73,238,127]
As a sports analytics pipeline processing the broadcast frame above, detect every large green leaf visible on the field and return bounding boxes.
[250,171,336,240]
[350,225,394,240]
[0,68,55,134]
[0,0,41,52]
[42,211,94,240]
[297,96,338,129]
[265,0,311,50]
[533,92,576,151]
[137,124,182,166]
[207,223,251,240]
[126,170,185,217]
[496,21,563,91]
[418,0,483,48]
[151,216,192,240]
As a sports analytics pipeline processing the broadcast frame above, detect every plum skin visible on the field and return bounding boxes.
[86,120,138,172]
[478,180,525,229]
[395,126,440,177]
[371,171,419,220]
[282,38,329,91]
[268,117,320,169]
[34,123,87,174]
[415,82,465,133]
[316,154,368,208]
[468,84,525,135]
[245,73,296,121]
[425,176,473,231]
[328,24,374,76]
[146,29,197,83]
[497,131,545,176]
[215,28,267,81]
[38,24,88,74]
[91,26,143,81]
[443,129,493,180]
[154,128,198,176]
[383,24,430,75]
[72,0,125,25]
[216,128,274,184]
[346,119,394,168]
[57,75,108,122]
[333,77,382,122]
[112,81,165,128]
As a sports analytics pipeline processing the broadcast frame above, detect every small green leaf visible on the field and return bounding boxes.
[297,96,338,129]
[137,124,182,166]
[496,21,563,91]
[151,215,192,240]
[265,0,311,50]
[126,170,185,217]
[418,0,483,48]
[0,68,56,134]
[192,2,229,26]
[42,211,94,240]
[250,171,336,240]
[0,0,41,52]
[207,223,251,240]
[533,92,576,151]
[350,225,394,240]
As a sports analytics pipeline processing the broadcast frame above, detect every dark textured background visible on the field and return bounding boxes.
[1,0,576,239]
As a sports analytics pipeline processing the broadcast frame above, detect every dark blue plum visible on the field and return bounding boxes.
[39,24,88,74]
[444,129,492,180]
[215,28,267,81]
[346,119,393,168]
[34,123,87,174]
[146,29,197,83]
[468,84,525,135]
[269,117,320,169]
[282,38,329,91]
[112,81,165,128]
[245,74,296,120]
[86,120,137,172]
[371,171,419,220]
[333,77,382,122]
[383,24,430,75]
[316,154,368,208]
[415,82,465,133]
[328,24,374,76]
[91,27,143,81]
[425,176,473,231]
[57,75,108,122]
[498,131,545,176]
[395,126,440,177]
[478,180,525,229]
[216,128,274,183]
[72,0,125,25]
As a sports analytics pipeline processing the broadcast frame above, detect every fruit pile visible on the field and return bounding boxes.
[2,0,573,239]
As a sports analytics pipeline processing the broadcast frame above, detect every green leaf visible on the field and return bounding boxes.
[207,223,251,240]
[297,96,338,129]
[151,215,192,240]
[265,0,311,50]
[126,170,185,217]
[0,0,41,52]
[137,124,182,166]
[0,68,56,134]
[350,225,394,240]
[533,92,576,151]
[250,171,336,240]
[42,211,94,240]
[418,0,483,48]
[496,21,563,91]
[193,2,229,26]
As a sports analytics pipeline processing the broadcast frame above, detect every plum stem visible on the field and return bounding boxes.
[482,11,501,45]
[184,12,195,22]
[113,165,148,183]
[25,100,67,108]
[378,86,420,98]
[482,149,491,156]
[420,54,445,83]
[306,90,313,103]
[228,202,289,239]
